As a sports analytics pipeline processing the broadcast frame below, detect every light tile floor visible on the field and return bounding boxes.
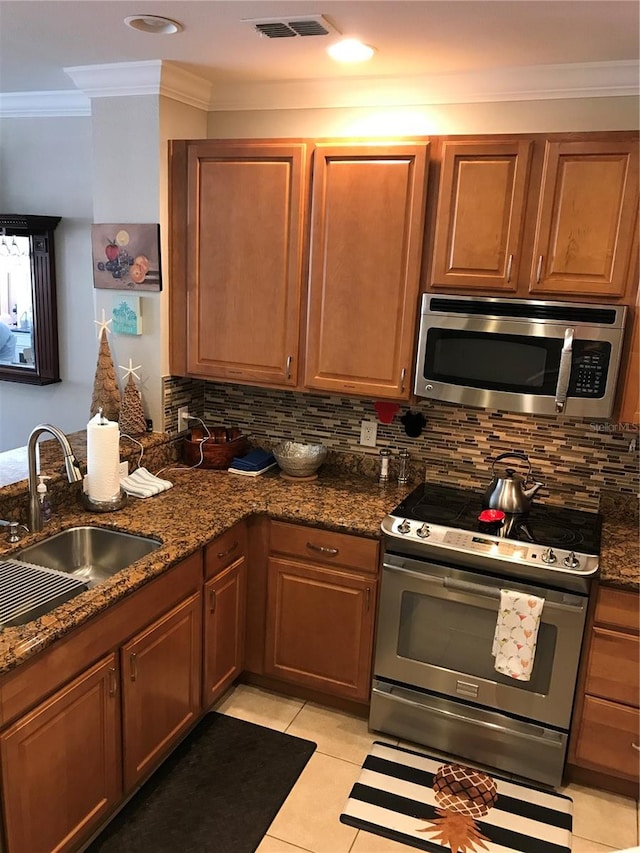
[213,684,640,853]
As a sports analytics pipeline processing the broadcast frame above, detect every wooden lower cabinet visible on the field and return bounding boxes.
[573,696,640,781]
[203,555,247,706]
[568,585,640,791]
[0,654,120,853]
[265,557,377,702]
[121,592,202,792]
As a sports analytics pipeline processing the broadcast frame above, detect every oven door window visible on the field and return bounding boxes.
[424,329,562,395]
[398,590,556,695]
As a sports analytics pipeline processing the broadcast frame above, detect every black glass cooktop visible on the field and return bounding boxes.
[391,482,602,555]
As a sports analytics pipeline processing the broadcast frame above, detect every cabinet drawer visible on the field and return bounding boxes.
[574,695,640,781]
[595,586,640,633]
[586,627,640,707]
[270,521,379,575]
[204,522,248,580]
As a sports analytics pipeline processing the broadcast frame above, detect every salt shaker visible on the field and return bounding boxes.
[378,449,391,485]
[397,449,410,485]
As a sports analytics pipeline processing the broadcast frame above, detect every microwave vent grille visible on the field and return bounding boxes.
[428,298,619,326]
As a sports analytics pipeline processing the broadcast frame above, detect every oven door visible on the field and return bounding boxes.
[374,553,588,730]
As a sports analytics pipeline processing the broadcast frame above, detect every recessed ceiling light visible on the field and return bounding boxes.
[327,38,375,63]
[124,15,183,35]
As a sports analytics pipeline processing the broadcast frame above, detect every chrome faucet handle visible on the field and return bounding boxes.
[0,520,29,543]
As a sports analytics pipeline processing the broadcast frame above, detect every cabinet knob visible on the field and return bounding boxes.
[506,253,513,283]
[285,355,292,379]
[632,743,640,752]
[209,589,217,614]
[400,368,406,391]
[108,667,117,697]
[536,254,544,284]
[129,653,137,682]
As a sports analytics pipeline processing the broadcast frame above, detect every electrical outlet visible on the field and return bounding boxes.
[177,406,190,433]
[119,461,129,477]
[360,420,378,447]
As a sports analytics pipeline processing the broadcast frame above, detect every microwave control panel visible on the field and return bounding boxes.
[568,341,611,398]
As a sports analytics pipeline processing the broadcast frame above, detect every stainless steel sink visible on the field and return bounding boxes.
[18,526,162,589]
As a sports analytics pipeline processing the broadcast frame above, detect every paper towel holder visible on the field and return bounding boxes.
[81,486,128,513]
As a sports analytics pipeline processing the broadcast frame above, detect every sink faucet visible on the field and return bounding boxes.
[28,424,83,532]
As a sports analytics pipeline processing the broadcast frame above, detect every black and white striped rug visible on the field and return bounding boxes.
[340,742,572,853]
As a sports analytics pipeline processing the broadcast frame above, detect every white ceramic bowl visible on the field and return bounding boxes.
[273,441,327,477]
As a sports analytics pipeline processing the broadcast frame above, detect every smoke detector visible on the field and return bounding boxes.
[244,14,340,39]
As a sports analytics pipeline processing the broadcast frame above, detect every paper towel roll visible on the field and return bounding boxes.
[86,411,121,502]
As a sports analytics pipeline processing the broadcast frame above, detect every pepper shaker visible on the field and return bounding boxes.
[397,449,410,485]
[378,448,391,485]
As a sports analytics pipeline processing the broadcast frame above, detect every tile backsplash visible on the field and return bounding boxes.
[164,377,639,511]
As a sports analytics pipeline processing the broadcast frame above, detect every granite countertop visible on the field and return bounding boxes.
[0,468,410,673]
[0,467,637,676]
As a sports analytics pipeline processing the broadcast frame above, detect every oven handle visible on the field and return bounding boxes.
[383,563,585,614]
[371,685,564,747]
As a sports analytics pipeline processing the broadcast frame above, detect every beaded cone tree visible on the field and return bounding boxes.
[119,362,147,436]
[90,324,120,422]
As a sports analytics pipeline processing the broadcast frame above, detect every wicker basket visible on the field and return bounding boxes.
[182,426,248,469]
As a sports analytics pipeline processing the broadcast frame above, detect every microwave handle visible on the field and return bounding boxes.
[555,327,574,413]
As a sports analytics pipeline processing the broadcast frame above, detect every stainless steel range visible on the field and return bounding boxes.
[370,482,601,788]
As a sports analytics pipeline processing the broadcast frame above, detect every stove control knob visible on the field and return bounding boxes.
[563,551,580,569]
[541,547,557,565]
[417,523,430,539]
[397,519,411,535]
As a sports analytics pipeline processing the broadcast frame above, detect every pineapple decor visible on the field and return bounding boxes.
[418,762,498,853]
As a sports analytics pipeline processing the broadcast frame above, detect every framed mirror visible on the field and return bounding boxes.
[0,214,61,385]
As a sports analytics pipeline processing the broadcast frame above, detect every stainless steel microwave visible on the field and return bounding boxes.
[414,295,627,418]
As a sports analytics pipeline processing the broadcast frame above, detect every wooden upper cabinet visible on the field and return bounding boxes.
[617,279,640,426]
[183,141,308,387]
[431,140,532,291]
[304,142,429,399]
[530,139,639,298]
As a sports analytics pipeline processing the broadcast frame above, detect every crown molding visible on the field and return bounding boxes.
[64,60,213,110]
[0,90,90,118]
[208,60,640,111]
[1,59,637,118]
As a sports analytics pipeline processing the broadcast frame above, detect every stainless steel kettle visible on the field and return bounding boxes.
[483,451,544,514]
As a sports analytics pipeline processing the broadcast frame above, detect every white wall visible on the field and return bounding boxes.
[0,116,94,451]
[91,96,164,433]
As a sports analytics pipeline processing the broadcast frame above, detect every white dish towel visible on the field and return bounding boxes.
[492,589,545,681]
[120,467,173,499]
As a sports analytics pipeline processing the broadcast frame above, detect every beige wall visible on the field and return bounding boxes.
[207,96,639,138]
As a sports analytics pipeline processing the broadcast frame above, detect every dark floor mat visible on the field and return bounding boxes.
[87,711,316,853]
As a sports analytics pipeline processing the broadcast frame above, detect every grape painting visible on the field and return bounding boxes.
[91,223,162,292]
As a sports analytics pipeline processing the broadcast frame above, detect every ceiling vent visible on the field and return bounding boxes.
[245,15,339,39]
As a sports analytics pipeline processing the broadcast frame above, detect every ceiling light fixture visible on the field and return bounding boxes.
[124,15,183,35]
[327,38,375,63]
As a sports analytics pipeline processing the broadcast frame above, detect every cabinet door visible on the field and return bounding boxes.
[530,139,639,298]
[265,557,377,701]
[431,140,532,291]
[574,696,640,782]
[305,143,429,399]
[203,556,246,707]
[1,654,120,853]
[185,141,308,386]
[121,592,202,792]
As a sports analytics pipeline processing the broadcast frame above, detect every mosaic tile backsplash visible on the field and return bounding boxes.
[164,376,639,511]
